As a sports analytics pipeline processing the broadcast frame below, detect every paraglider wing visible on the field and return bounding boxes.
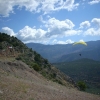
[73,41,87,46]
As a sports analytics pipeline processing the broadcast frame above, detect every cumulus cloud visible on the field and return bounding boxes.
[39,0,79,14]
[0,0,79,17]
[88,0,100,5]
[64,29,82,36]
[2,27,16,36]
[78,18,100,36]
[45,18,76,37]
[0,1,14,17]
[3,17,100,44]
[38,15,46,23]
[2,17,100,44]
[46,18,75,29]
[17,26,46,43]
[79,21,90,29]
[61,0,79,11]
[52,39,74,44]
[84,28,100,36]
[0,0,39,17]
[17,18,80,43]
[1,17,83,44]
[91,18,100,27]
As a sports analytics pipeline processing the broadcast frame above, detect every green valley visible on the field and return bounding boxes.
[53,58,100,94]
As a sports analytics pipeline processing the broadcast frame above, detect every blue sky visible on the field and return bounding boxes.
[0,0,100,44]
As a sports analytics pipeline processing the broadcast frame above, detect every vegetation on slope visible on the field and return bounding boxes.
[0,32,76,87]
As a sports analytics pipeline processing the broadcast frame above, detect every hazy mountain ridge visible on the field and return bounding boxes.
[26,40,100,63]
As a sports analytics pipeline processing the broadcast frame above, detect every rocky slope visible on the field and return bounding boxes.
[0,32,76,87]
[0,60,100,100]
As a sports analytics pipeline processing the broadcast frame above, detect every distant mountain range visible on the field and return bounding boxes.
[26,40,100,63]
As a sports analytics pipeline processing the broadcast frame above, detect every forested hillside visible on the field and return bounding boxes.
[53,58,100,94]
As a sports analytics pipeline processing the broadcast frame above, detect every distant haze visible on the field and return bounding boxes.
[26,40,100,63]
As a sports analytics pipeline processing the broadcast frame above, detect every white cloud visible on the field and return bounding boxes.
[0,0,40,17]
[79,21,90,29]
[64,30,82,36]
[91,18,100,27]
[39,0,79,14]
[61,0,79,11]
[0,0,14,17]
[46,18,75,29]
[1,17,83,44]
[66,39,74,44]
[17,26,46,43]
[79,39,85,42]
[38,15,46,23]
[18,0,40,12]
[52,39,74,44]
[45,18,76,37]
[84,28,100,36]
[79,18,100,36]
[0,0,79,17]
[2,27,16,36]
[43,17,82,40]
[88,0,100,5]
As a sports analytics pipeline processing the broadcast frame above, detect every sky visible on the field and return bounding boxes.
[0,0,100,45]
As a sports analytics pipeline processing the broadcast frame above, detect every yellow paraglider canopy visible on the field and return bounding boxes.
[73,41,87,46]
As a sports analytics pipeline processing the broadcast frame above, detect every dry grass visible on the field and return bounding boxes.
[0,56,16,62]
[0,60,100,100]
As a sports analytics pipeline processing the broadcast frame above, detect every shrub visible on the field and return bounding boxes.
[50,73,56,78]
[44,59,48,64]
[0,44,2,49]
[41,71,47,77]
[53,79,63,85]
[28,53,33,57]
[29,48,33,52]
[31,63,41,71]
[16,56,22,60]
[34,54,41,62]
[77,81,87,91]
